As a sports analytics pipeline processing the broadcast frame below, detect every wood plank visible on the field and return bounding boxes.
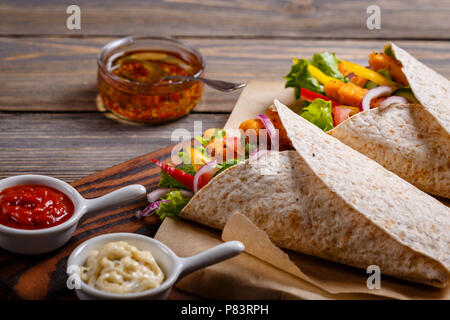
[1,37,449,113]
[0,112,228,182]
[0,142,202,299]
[0,0,449,39]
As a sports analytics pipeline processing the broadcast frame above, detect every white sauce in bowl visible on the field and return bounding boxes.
[80,241,165,294]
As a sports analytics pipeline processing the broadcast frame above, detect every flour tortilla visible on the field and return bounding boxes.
[181,100,450,288]
[329,43,450,198]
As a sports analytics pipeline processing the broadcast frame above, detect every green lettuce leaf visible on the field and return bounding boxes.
[377,69,392,82]
[392,87,420,104]
[156,191,191,220]
[377,69,406,88]
[310,52,345,81]
[384,46,396,59]
[364,80,378,89]
[214,157,246,177]
[285,59,324,99]
[300,98,334,131]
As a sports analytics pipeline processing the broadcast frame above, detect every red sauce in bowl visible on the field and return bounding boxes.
[0,184,74,230]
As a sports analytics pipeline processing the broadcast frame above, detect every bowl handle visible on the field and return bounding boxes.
[178,241,245,279]
[83,184,147,214]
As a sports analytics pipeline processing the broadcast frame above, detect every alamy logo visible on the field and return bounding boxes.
[66,5,81,30]
[366,265,381,289]
[366,5,381,30]
[66,265,82,290]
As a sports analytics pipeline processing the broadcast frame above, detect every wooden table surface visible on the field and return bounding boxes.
[1,0,450,181]
[0,0,449,299]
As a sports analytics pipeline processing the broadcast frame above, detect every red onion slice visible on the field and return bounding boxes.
[179,190,194,198]
[147,188,170,203]
[146,188,193,202]
[361,85,392,111]
[136,200,169,218]
[379,96,410,107]
[193,160,218,193]
[256,114,279,150]
[345,72,356,81]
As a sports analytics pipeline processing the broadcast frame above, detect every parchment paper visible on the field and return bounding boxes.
[155,217,379,300]
[154,80,450,300]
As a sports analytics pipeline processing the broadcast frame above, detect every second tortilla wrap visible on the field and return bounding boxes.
[328,43,450,198]
[180,100,450,288]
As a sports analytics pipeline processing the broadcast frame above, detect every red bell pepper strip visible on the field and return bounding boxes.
[152,159,194,191]
[300,88,341,108]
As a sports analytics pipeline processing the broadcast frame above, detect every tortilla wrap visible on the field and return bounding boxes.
[328,43,450,198]
[180,100,450,288]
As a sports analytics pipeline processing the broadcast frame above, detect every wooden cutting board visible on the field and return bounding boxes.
[0,144,199,300]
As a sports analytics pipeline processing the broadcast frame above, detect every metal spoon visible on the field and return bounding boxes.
[161,75,246,92]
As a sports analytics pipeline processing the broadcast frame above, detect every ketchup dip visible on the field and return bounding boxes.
[0,184,74,230]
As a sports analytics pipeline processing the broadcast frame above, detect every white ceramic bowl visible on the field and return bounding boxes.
[0,175,147,254]
[67,232,244,300]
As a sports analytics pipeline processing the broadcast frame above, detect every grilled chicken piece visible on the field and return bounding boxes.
[239,107,293,151]
[368,52,409,86]
[324,80,368,108]
[338,62,368,87]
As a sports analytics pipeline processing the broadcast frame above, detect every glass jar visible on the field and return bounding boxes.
[97,36,205,123]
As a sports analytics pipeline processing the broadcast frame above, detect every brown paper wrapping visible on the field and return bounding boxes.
[155,218,378,300]
[154,80,449,300]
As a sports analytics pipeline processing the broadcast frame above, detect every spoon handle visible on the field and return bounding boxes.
[162,75,246,92]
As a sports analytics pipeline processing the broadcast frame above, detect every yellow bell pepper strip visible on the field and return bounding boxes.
[307,64,336,84]
[340,61,391,86]
[338,105,360,116]
[291,58,337,85]
[188,147,211,172]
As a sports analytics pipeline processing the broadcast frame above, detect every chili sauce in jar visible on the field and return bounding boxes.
[97,37,205,123]
[0,184,74,230]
